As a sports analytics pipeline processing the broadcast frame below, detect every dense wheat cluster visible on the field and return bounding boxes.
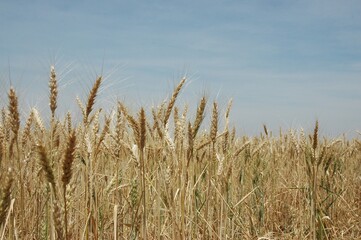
[0,67,360,239]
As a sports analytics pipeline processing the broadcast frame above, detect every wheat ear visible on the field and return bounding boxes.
[163,77,186,127]
[8,87,20,138]
[192,96,207,139]
[84,76,102,124]
[210,102,218,144]
[119,103,140,145]
[21,110,34,149]
[62,130,77,188]
[313,120,319,151]
[37,144,57,196]
[152,108,163,139]
[49,65,58,118]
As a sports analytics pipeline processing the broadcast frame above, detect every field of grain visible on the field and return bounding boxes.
[0,67,360,239]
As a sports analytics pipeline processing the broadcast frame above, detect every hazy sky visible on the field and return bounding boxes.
[1,0,361,137]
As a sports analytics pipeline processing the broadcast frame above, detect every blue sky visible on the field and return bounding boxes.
[1,0,361,137]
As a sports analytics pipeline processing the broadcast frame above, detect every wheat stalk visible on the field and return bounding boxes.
[139,108,146,151]
[163,77,186,127]
[313,120,319,152]
[62,130,77,188]
[138,107,147,239]
[21,110,34,150]
[8,87,20,139]
[84,76,102,124]
[152,108,163,139]
[37,144,56,196]
[192,96,207,139]
[210,102,218,144]
[49,66,58,118]
[233,141,251,158]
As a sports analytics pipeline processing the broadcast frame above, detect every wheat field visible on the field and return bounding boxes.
[0,67,360,239]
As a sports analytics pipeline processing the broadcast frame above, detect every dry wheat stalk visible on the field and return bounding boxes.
[163,77,186,127]
[225,99,232,120]
[33,108,45,134]
[49,66,58,118]
[119,103,141,146]
[21,110,34,149]
[192,96,207,139]
[223,99,232,154]
[222,130,229,154]
[62,130,77,188]
[95,116,111,156]
[216,153,224,176]
[76,96,86,120]
[84,76,102,124]
[92,110,101,135]
[66,112,72,134]
[175,105,188,145]
[8,87,20,138]
[115,102,125,158]
[139,109,147,149]
[37,144,56,195]
[251,140,267,157]
[164,123,175,151]
[197,131,227,151]
[152,108,163,139]
[290,129,300,155]
[129,114,141,146]
[210,102,218,144]
[313,120,319,152]
[233,141,251,158]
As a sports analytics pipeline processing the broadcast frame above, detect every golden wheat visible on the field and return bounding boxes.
[0,69,359,239]
[49,65,58,118]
